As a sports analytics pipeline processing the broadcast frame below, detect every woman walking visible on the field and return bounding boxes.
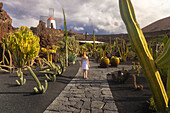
[81,52,90,79]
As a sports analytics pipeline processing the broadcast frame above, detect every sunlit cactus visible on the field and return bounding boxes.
[119,0,169,112]
[45,74,56,82]
[28,67,48,94]
[100,57,110,68]
[63,8,68,67]
[39,58,66,81]
[3,26,40,85]
[111,56,120,67]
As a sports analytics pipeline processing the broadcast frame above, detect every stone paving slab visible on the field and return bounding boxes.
[44,59,132,113]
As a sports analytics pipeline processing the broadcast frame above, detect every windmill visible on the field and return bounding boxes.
[40,8,62,29]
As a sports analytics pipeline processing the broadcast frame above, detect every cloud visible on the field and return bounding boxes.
[94,28,98,33]
[73,26,84,31]
[1,0,170,34]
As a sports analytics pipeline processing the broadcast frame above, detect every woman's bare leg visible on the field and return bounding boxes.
[83,70,86,78]
[85,70,88,79]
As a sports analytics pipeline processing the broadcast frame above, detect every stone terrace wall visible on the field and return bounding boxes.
[76,30,170,43]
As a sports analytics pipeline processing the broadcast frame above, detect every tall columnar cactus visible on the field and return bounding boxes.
[119,0,169,112]
[168,66,170,99]
[116,39,128,62]
[28,67,48,93]
[63,8,68,67]
[93,30,96,52]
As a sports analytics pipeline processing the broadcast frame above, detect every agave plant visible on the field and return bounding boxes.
[119,0,169,112]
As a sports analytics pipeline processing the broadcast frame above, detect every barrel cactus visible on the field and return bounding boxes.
[111,56,120,67]
[100,57,110,68]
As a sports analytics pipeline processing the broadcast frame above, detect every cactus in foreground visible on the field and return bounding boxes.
[40,58,66,82]
[16,69,26,85]
[45,74,56,82]
[28,67,48,93]
[4,26,40,68]
[3,26,40,85]
[167,66,170,102]
[119,0,169,112]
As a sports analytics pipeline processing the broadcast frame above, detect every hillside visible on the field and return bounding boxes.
[142,16,170,32]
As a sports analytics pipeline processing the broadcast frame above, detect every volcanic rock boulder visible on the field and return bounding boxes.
[32,20,63,62]
[0,2,14,43]
[0,2,14,61]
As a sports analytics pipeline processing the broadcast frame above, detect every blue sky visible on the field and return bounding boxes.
[1,0,170,34]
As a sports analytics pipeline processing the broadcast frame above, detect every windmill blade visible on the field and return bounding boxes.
[40,16,48,22]
[49,8,54,17]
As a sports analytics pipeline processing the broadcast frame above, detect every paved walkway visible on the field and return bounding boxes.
[44,59,130,113]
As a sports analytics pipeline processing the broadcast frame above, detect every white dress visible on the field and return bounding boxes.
[81,56,89,70]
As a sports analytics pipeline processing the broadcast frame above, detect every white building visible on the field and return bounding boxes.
[47,17,56,29]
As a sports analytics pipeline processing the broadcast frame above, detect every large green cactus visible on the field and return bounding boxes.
[63,8,68,67]
[28,67,48,93]
[3,26,40,86]
[4,26,40,68]
[93,30,96,52]
[16,68,26,85]
[119,0,169,112]
[39,58,66,82]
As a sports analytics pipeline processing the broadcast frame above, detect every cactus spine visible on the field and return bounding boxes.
[119,0,168,112]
